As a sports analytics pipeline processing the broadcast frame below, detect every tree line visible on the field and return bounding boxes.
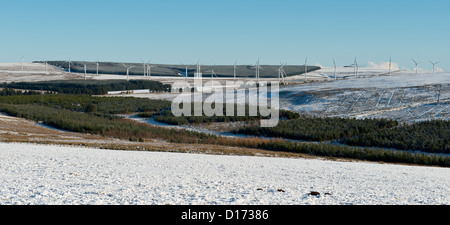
[2,80,171,95]
[154,102,300,125]
[236,115,449,154]
[237,116,398,142]
[345,120,450,154]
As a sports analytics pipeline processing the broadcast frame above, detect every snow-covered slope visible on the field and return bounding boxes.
[0,142,448,205]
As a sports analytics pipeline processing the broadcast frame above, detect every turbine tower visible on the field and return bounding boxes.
[429,61,439,74]
[411,59,421,74]
[45,61,49,74]
[122,63,135,81]
[185,65,188,81]
[96,61,100,76]
[66,59,73,73]
[254,59,262,83]
[278,63,283,83]
[389,57,392,76]
[333,59,337,80]
[304,57,308,81]
[141,60,147,77]
[233,60,238,80]
[21,56,24,71]
[278,62,287,84]
[83,63,87,80]
[211,67,217,83]
[353,58,359,78]
[146,59,152,78]
[195,60,202,78]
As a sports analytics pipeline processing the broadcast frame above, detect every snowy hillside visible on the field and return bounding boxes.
[0,142,448,205]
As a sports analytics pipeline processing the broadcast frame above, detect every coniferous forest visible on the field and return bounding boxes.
[237,116,449,154]
[0,89,448,167]
[1,80,171,95]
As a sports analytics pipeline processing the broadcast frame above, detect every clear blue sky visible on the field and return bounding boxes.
[1,0,449,70]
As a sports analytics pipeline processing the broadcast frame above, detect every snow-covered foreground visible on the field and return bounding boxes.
[0,142,448,205]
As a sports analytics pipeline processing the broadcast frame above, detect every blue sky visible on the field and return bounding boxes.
[1,0,449,70]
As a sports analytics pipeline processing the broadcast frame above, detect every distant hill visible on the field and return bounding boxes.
[35,61,321,78]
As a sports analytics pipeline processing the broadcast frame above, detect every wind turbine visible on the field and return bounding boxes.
[411,59,421,74]
[41,61,49,75]
[185,65,188,81]
[254,59,262,83]
[333,59,337,80]
[389,57,392,76]
[304,57,308,81]
[195,60,202,78]
[122,63,135,81]
[429,61,439,74]
[141,60,146,77]
[278,62,287,83]
[278,63,283,83]
[146,59,152,78]
[21,56,24,71]
[211,65,218,83]
[356,60,359,77]
[141,59,151,77]
[83,62,87,80]
[96,61,100,75]
[233,60,238,80]
[66,59,73,73]
[352,58,359,78]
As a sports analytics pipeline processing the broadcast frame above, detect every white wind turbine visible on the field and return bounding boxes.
[122,63,135,81]
[389,57,392,76]
[210,65,218,84]
[411,59,421,74]
[254,59,263,83]
[146,59,152,78]
[141,59,152,77]
[333,59,337,80]
[233,60,238,80]
[353,57,359,78]
[66,59,73,73]
[41,61,49,75]
[429,61,439,74]
[195,60,202,78]
[278,63,283,83]
[83,62,87,80]
[21,56,24,71]
[96,61,100,76]
[304,57,308,81]
[278,62,287,83]
[185,65,188,81]
[141,60,147,77]
[45,61,49,74]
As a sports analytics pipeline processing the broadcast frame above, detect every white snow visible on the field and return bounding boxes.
[0,142,448,205]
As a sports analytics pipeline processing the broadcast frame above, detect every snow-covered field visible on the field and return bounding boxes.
[0,142,448,205]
